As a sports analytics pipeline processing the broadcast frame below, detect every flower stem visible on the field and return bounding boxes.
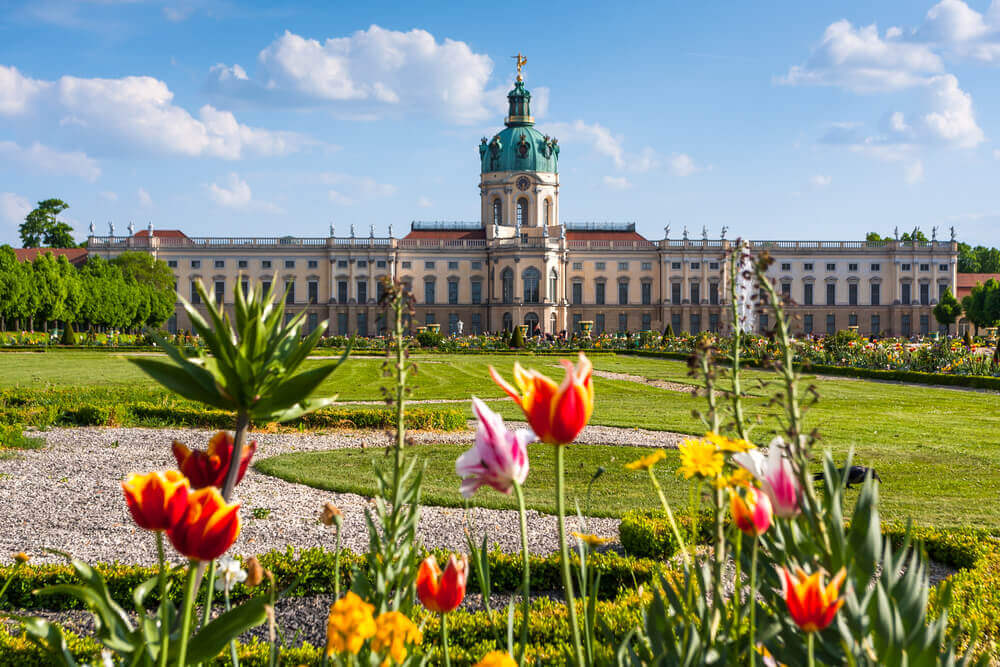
[807,631,815,667]
[749,539,759,667]
[174,560,200,667]
[441,612,452,667]
[199,559,217,630]
[556,446,585,667]
[156,532,169,667]
[333,523,342,600]
[647,467,689,568]
[225,586,239,667]
[513,481,531,666]
[733,532,742,628]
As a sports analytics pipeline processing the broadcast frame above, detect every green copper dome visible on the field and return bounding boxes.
[479,79,559,174]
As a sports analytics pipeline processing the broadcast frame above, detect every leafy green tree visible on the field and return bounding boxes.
[957,242,1000,273]
[19,199,76,248]
[112,251,176,327]
[0,246,27,330]
[899,229,929,243]
[865,232,892,243]
[31,252,68,331]
[932,286,961,330]
[57,255,84,326]
[79,257,128,330]
[961,278,1000,334]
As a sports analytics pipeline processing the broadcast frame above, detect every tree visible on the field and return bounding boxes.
[865,232,892,243]
[0,246,26,330]
[111,251,176,327]
[31,252,69,331]
[933,286,962,330]
[19,199,76,248]
[961,279,1000,334]
[957,242,1000,273]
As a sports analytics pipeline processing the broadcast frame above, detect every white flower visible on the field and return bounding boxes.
[215,555,247,592]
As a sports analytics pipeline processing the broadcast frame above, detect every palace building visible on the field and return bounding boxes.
[87,65,958,338]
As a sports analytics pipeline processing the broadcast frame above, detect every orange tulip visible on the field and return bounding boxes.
[416,554,468,614]
[730,486,773,537]
[780,566,846,633]
[167,487,241,561]
[122,470,190,532]
[172,431,257,490]
[489,352,594,445]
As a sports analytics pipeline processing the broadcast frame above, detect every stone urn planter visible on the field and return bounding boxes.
[426,323,441,334]
[579,320,594,338]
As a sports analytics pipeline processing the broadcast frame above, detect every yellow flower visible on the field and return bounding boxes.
[571,532,614,548]
[677,438,724,479]
[475,651,518,667]
[326,592,376,656]
[624,449,666,471]
[705,431,754,453]
[372,611,422,665]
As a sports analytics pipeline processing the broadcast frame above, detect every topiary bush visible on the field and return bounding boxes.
[618,509,715,559]
[59,323,76,346]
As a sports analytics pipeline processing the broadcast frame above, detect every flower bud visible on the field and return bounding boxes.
[321,502,343,527]
[245,556,264,587]
[13,552,29,564]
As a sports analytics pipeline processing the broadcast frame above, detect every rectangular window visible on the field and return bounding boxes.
[826,263,836,271]
[307,312,318,334]
[618,281,629,305]
[690,262,700,270]
[191,260,201,269]
[167,260,178,268]
[401,261,411,269]
[826,313,836,334]
[920,314,929,335]
[448,261,459,270]
[241,279,248,297]
[709,262,719,270]
[572,262,583,270]
[595,262,606,271]
[690,282,700,304]
[214,260,225,269]
[781,283,791,299]
[470,313,482,335]
[337,281,348,303]
[871,314,880,335]
[357,312,367,336]
[337,312,348,336]
[305,281,317,304]
[424,281,435,304]
[595,282,605,305]
[671,262,681,270]
[356,280,367,304]
[901,283,911,304]
[901,313,911,337]
[671,283,682,304]
[377,260,387,269]
[214,280,225,304]
[572,282,583,305]
[938,283,947,301]
[641,282,652,305]
[357,260,367,268]
[262,260,272,269]
[285,281,295,304]
[237,260,248,269]
[939,264,948,272]
[471,261,481,270]
[826,283,836,305]
[284,260,295,269]
[901,263,911,271]
[376,280,385,303]
[803,283,814,305]
[641,262,652,271]
[618,262,629,271]
[804,314,813,334]
[848,283,858,305]
[306,260,317,269]
[849,313,858,327]
[759,313,769,333]
[448,281,458,305]
[709,312,720,332]
[781,263,791,271]
[803,263,813,271]
[871,263,880,272]
[448,313,459,335]
[709,282,719,305]
[425,312,435,325]
[573,314,582,333]
[690,313,701,333]
[848,263,858,272]
[261,280,272,295]
[425,261,435,269]
[920,283,929,305]
[190,281,201,304]
[642,313,652,330]
[595,313,605,334]
[336,260,348,268]
[471,280,482,304]
[618,313,628,332]
[920,263,930,272]
[871,283,880,305]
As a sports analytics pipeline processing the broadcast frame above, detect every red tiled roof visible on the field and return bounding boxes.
[956,273,1000,298]
[133,229,189,238]
[404,229,486,240]
[565,230,648,242]
[13,248,88,265]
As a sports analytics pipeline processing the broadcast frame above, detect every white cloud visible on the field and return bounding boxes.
[328,190,354,206]
[208,173,251,208]
[417,195,432,208]
[319,172,396,200]
[905,160,925,184]
[137,187,152,207]
[810,174,832,187]
[0,140,100,182]
[917,0,1000,61]
[209,26,499,124]
[603,175,631,190]
[99,191,118,201]
[0,192,31,227]
[546,120,663,173]
[0,65,307,159]
[921,74,983,147]
[669,153,701,176]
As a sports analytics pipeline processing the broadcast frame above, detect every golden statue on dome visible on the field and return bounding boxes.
[512,53,527,81]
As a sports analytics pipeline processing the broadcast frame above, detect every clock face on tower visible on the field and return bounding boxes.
[516,176,531,191]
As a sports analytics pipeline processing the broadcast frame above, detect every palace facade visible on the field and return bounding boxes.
[87,70,958,338]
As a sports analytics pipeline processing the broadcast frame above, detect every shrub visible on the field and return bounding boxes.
[416,330,443,348]
[618,510,715,559]
[59,323,76,346]
[511,326,526,349]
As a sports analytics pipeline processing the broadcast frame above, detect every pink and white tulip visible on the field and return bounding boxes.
[733,437,802,518]
[456,397,533,498]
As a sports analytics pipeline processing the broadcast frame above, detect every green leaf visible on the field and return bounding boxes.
[129,358,232,411]
[185,596,270,664]
[16,615,79,666]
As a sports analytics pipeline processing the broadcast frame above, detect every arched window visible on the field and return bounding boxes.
[524,312,539,334]
[544,199,551,226]
[516,197,528,227]
[549,268,558,303]
[523,267,540,303]
[493,199,502,226]
[501,268,514,304]
[502,312,513,332]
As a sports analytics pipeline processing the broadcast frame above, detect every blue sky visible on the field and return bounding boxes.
[1,0,999,246]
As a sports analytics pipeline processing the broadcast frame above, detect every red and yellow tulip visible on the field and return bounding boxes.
[780,566,846,633]
[122,470,190,532]
[171,431,257,490]
[730,486,773,537]
[416,554,468,614]
[167,487,241,561]
[489,352,594,445]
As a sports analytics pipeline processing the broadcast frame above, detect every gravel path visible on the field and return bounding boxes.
[0,423,684,566]
[590,369,693,393]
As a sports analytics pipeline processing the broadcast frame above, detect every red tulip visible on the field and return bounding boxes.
[171,431,257,489]
[489,352,594,445]
[416,554,468,614]
[167,487,241,561]
[781,566,846,633]
[122,470,190,532]
[730,486,773,537]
